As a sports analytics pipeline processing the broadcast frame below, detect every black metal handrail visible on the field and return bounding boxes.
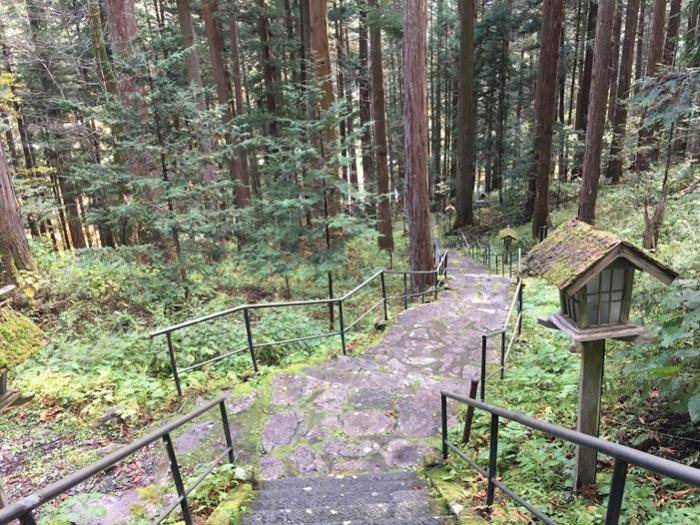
[151,251,449,396]
[478,275,523,400]
[458,233,523,400]
[0,397,234,525]
[440,392,700,525]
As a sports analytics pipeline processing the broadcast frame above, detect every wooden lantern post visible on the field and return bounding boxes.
[527,220,678,491]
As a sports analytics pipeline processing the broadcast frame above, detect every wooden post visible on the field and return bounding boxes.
[575,339,605,490]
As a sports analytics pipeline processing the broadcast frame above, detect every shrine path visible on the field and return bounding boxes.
[223,253,513,479]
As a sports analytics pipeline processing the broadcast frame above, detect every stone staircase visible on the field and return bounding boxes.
[242,471,457,524]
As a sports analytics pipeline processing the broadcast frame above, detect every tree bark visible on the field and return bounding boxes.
[201,0,250,207]
[634,0,665,171]
[635,0,646,80]
[577,0,616,224]
[309,0,340,219]
[175,0,216,185]
[572,0,598,179]
[605,0,640,184]
[26,0,87,250]
[358,3,373,187]
[403,0,433,290]
[663,0,682,65]
[531,0,565,238]
[454,0,475,228]
[0,138,36,278]
[258,0,279,136]
[370,0,394,251]
[607,3,623,123]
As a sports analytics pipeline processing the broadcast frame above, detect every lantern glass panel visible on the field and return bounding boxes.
[585,264,628,326]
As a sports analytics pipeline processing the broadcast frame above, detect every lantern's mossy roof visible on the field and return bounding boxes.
[526,219,678,291]
[0,307,44,370]
[498,227,518,240]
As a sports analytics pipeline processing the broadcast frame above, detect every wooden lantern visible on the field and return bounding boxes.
[498,226,518,264]
[526,220,678,490]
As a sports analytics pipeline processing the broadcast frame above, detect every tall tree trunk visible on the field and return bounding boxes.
[635,0,646,80]
[175,0,216,185]
[568,0,583,125]
[0,138,36,278]
[343,24,358,186]
[358,3,373,187]
[494,15,509,197]
[687,4,699,67]
[404,0,433,289]
[531,0,565,238]
[106,0,166,249]
[634,0,665,171]
[572,0,598,179]
[431,0,444,202]
[309,0,339,219]
[333,2,349,185]
[26,0,86,250]
[454,0,475,228]
[662,0,682,65]
[607,3,623,123]
[258,0,279,136]
[605,0,640,184]
[370,0,394,250]
[201,0,250,207]
[577,0,616,224]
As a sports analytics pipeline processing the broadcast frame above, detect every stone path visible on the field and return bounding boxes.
[228,253,512,480]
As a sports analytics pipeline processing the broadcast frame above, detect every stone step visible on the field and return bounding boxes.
[242,500,437,524]
[244,518,457,525]
[242,471,458,525]
[252,487,430,509]
[258,471,419,491]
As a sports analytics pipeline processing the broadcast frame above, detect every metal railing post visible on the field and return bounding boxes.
[328,272,335,330]
[380,271,389,321]
[486,413,499,507]
[338,300,347,355]
[441,393,448,460]
[163,433,193,525]
[166,332,183,398]
[434,269,439,300]
[403,273,408,310]
[518,281,523,336]
[219,401,235,465]
[243,308,258,372]
[500,332,506,380]
[509,254,513,278]
[605,460,629,525]
[480,335,487,401]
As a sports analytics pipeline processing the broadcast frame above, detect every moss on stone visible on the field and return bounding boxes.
[0,307,44,370]
[206,483,254,525]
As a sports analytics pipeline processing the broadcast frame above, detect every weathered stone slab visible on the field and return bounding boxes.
[261,410,306,452]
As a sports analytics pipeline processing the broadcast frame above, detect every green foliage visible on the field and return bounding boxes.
[428,276,700,524]
[635,279,700,422]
